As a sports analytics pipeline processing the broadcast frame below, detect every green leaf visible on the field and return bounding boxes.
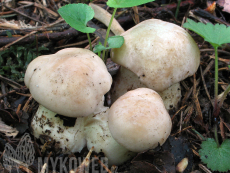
[93,36,124,53]
[108,35,124,48]
[93,44,105,54]
[199,138,230,172]
[6,31,12,38]
[58,3,96,33]
[183,19,230,48]
[107,0,154,8]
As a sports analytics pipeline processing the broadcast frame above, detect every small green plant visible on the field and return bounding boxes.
[58,0,153,61]
[58,3,96,51]
[93,35,124,53]
[0,43,48,82]
[199,138,230,172]
[175,0,181,19]
[184,19,230,172]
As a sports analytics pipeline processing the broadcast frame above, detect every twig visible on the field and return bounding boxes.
[186,129,200,140]
[55,39,89,49]
[192,149,200,157]
[0,27,78,46]
[193,74,203,125]
[179,111,183,131]
[199,164,212,173]
[200,49,230,55]
[0,87,28,100]
[220,117,226,140]
[132,6,139,24]
[171,105,187,120]
[85,36,100,49]
[22,95,32,112]
[19,165,33,173]
[75,147,94,173]
[200,67,212,105]
[1,81,8,108]
[94,155,112,173]
[172,126,193,136]
[16,104,22,116]
[110,166,118,173]
[40,163,47,173]
[2,4,46,25]
[181,60,214,105]
[35,0,44,18]
[183,105,194,123]
[0,19,64,51]
[0,75,23,88]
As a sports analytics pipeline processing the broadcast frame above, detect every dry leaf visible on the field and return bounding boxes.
[205,1,216,14]
[0,118,18,137]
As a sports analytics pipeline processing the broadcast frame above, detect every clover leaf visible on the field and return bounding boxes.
[93,36,124,53]
[183,19,230,48]
[58,3,95,33]
[199,138,230,172]
[107,0,154,8]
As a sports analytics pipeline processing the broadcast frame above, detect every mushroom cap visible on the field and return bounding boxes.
[111,19,200,92]
[110,66,181,111]
[25,48,112,117]
[108,88,172,152]
[84,107,135,166]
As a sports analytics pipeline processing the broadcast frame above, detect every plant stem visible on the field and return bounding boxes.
[213,46,220,147]
[214,124,220,147]
[214,46,219,99]
[213,46,220,118]
[175,0,181,19]
[87,33,92,51]
[102,8,117,62]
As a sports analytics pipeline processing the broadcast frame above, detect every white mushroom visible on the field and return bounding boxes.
[25,48,112,117]
[89,9,185,110]
[25,48,112,153]
[110,66,181,111]
[108,88,172,152]
[84,107,135,166]
[89,3,125,35]
[111,19,200,92]
[32,105,86,153]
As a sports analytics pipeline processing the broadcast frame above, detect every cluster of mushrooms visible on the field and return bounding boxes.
[25,18,200,166]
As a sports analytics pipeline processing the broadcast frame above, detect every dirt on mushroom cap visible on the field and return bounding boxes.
[24,48,112,117]
[108,88,172,152]
[111,19,200,92]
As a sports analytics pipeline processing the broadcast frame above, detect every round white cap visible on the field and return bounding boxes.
[84,107,135,166]
[25,48,112,117]
[108,88,172,152]
[111,19,200,92]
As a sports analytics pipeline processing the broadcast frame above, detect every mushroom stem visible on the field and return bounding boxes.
[89,3,125,35]
[32,104,135,165]
[84,107,135,166]
[111,66,181,112]
[31,105,86,153]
